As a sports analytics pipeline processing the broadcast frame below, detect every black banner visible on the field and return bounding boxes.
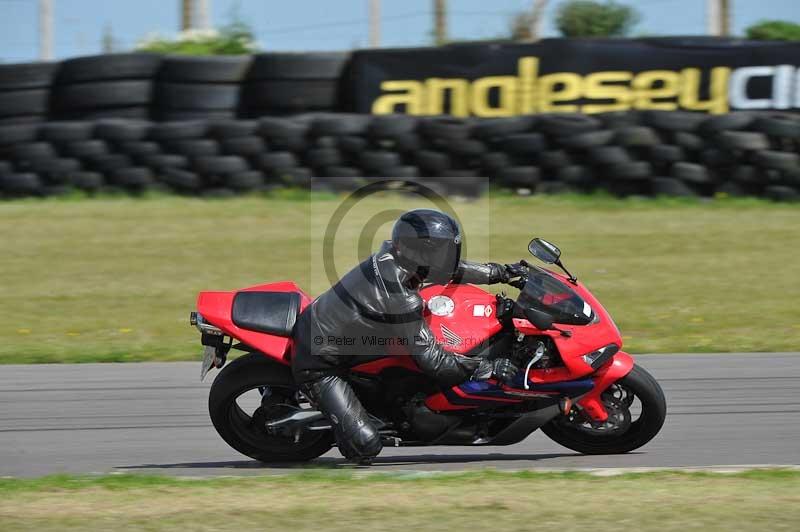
[349,37,800,116]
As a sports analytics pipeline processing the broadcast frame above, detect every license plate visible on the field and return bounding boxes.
[200,346,217,382]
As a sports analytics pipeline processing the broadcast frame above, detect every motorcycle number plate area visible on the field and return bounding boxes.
[200,346,217,382]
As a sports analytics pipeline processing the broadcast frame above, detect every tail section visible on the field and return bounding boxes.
[196,281,311,363]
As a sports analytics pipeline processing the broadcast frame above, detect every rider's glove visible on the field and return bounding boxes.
[504,262,527,280]
[487,262,510,283]
[472,357,519,385]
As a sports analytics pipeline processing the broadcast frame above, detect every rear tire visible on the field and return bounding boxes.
[541,364,666,454]
[208,353,334,462]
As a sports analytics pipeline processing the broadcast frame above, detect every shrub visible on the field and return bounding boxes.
[137,23,258,55]
[746,20,800,41]
[555,0,639,38]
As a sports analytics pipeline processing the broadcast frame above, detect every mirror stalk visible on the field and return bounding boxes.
[555,259,578,285]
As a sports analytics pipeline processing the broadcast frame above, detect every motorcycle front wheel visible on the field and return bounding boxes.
[541,364,666,454]
[208,353,334,462]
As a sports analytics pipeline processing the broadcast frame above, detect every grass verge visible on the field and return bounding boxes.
[1,192,798,363]
[0,470,798,531]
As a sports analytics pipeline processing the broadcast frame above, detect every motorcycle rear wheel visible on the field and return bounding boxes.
[541,364,666,454]
[208,353,334,462]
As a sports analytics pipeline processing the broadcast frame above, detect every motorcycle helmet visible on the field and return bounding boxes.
[391,209,462,284]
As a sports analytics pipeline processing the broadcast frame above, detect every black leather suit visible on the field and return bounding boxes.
[292,241,504,461]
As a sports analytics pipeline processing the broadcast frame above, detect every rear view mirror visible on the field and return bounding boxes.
[528,238,561,264]
[523,307,554,331]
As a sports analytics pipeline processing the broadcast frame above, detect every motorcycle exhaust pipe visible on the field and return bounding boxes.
[266,410,331,431]
[266,410,386,433]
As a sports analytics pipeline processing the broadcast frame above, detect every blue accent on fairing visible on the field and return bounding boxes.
[460,380,499,393]
[526,378,595,395]
[453,380,517,401]
[458,377,595,399]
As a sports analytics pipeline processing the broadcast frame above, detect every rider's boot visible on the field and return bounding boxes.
[300,374,383,464]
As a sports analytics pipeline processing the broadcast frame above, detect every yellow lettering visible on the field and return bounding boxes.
[371,58,733,117]
[538,73,582,112]
[517,56,539,114]
[425,78,470,117]
[581,71,634,114]
[470,76,517,117]
[679,67,731,114]
[372,80,424,115]
[632,70,680,110]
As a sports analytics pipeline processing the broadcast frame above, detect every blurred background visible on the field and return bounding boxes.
[1,0,800,61]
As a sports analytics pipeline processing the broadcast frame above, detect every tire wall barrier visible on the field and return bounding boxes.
[1,111,799,200]
[0,43,798,200]
[0,52,349,125]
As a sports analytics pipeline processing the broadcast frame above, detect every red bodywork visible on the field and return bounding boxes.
[196,281,311,363]
[196,271,631,421]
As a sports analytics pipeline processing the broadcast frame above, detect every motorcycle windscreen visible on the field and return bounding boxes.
[519,270,594,325]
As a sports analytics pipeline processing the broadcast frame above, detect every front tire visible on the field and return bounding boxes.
[208,353,333,462]
[541,364,666,454]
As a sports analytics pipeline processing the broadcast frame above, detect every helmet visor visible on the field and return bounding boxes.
[420,236,462,284]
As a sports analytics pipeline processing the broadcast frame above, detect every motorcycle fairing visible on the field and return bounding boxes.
[513,270,623,379]
[424,376,597,411]
[576,351,634,422]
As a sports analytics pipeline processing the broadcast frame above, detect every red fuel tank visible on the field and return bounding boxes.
[420,284,503,354]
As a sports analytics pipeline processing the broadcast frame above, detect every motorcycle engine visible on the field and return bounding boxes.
[403,394,461,441]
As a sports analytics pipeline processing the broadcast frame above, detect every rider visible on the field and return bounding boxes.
[292,209,520,463]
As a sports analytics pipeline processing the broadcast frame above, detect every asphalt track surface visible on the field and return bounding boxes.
[1,353,798,477]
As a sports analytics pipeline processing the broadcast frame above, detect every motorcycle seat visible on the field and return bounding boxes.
[231,291,300,337]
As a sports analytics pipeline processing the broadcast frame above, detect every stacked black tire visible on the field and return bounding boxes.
[0,62,57,125]
[0,52,350,123]
[2,111,800,200]
[0,121,91,195]
[477,110,800,201]
[154,55,251,121]
[50,53,160,120]
[241,53,348,116]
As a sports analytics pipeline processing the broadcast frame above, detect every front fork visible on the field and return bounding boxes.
[577,352,634,422]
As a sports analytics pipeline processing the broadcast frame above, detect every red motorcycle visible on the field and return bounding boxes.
[192,238,666,462]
